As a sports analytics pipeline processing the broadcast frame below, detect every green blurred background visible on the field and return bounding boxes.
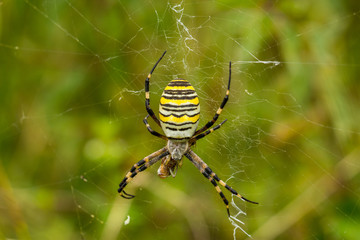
[1,0,360,239]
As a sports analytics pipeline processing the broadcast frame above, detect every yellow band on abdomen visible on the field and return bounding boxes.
[159,113,199,123]
[160,97,199,105]
[164,85,195,91]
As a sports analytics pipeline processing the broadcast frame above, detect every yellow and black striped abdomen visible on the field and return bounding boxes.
[159,79,200,140]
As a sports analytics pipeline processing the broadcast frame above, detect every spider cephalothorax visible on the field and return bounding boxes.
[156,141,188,178]
[118,51,257,216]
[167,141,189,161]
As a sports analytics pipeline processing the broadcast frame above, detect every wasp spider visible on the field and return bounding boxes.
[118,51,258,216]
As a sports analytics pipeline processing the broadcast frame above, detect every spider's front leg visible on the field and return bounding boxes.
[118,147,169,198]
[145,51,167,127]
[194,61,232,135]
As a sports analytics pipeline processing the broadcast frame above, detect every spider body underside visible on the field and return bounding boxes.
[118,51,258,216]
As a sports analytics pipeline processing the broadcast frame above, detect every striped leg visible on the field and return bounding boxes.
[185,150,231,216]
[185,150,257,216]
[203,166,231,216]
[190,119,227,144]
[143,115,167,140]
[145,51,167,127]
[204,167,258,205]
[194,61,231,135]
[118,147,169,198]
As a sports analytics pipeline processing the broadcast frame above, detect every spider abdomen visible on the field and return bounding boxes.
[159,79,200,140]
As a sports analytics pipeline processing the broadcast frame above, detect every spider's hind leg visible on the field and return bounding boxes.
[118,147,169,198]
[202,166,231,216]
[204,167,258,205]
[121,190,135,199]
[185,150,258,216]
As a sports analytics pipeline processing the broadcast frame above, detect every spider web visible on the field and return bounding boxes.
[1,1,360,240]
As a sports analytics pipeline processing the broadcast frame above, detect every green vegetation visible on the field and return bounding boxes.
[1,1,359,239]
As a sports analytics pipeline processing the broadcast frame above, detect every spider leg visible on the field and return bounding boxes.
[143,115,167,140]
[118,147,169,198]
[204,167,258,205]
[194,61,231,135]
[203,167,232,216]
[121,190,135,199]
[190,119,227,145]
[145,51,167,127]
[185,150,257,216]
[185,150,231,216]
